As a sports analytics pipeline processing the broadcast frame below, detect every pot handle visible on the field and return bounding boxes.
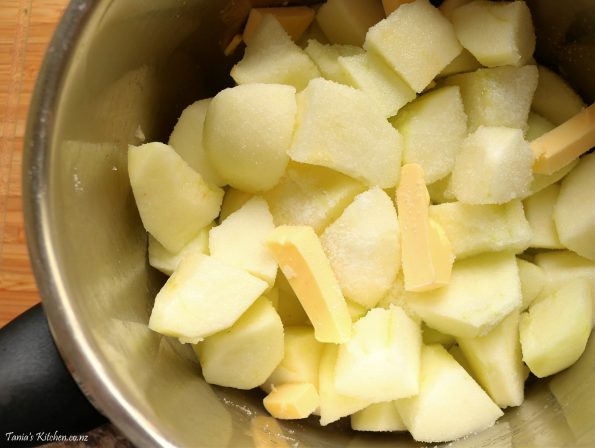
[0,303,106,446]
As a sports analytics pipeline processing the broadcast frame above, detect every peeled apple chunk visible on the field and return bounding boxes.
[167,98,224,186]
[395,344,503,443]
[128,142,223,253]
[263,383,319,419]
[304,40,363,84]
[335,306,422,402]
[219,188,252,222]
[338,52,416,118]
[391,86,467,184]
[315,0,385,46]
[523,183,563,249]
[554,153,595,260]
[429,200,532,259]
[532,65,585,125]
[519,279,592,378]
[195,297,284,389]
[444,65,538,132]
[209,197,277,286]
[457,312,525,408]
[318,344,370,426]
[320,188,400,309]
[204,83,296,192]
[148,253,268,343]
[231,15,320,90]
[263,162,365,234]
[263,326,323,393]
[289,78,403,188]
[517,258,545,311]
[351,401,406,432]
[450,126,534,204]
[364,0,462,93]
[404,253,522,339]
[267,225,352,343]
[526,111,555,142]
[148,226,210,276]
[270,273,310,326]
[451,0,535,68]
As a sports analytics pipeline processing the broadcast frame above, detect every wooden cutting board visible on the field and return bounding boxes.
[0,0,69,328]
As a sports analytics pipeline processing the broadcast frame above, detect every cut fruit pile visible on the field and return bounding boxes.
[127,0,595,443]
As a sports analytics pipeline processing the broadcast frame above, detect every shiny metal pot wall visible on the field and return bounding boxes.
[23,0,595,446]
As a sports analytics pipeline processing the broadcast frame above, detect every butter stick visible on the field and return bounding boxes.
[243,7,315,44]
[396,164,454,292]
[531,103,595,175]
[267,225,351,343]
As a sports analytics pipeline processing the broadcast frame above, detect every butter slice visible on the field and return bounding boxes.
[244,7,315,44]
[268,225,351,343]
[263,383,320,419]
[532,103,595,175]
[396,164,454,292]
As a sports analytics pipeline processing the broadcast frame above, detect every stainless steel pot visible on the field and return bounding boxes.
[21,0,595,446]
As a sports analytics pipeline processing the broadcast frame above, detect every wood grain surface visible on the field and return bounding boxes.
[0,0,69,327]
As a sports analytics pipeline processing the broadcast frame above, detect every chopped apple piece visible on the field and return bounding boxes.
[451,0,535,68]
[231,15,319,90]
[395,344,503,443]
[534,250,595,327]
[148,226,210,276]
[437,49,482,78]
[451,126,534,204]
[426,175,456,204]
[444,65,538,132]
[168,99,224,186]
[204,83,296,192]
[268,225,351,343]
[448,345,473,375]
[365,0,461,92]
[338,52,416,118]
[318,344,370,426]
[320,188,400,308]
[128,142,223,253]
[532,65,586,125]
[195,297,283,389]
[526,159,578,198]
[531,104,595,175]
[263,383,319,419]
[209,197,277,286]
[351,401,406,432]
[520,279,592,378]
[264,162,365,234]
[457,312,525,408]
[376,271,407,310]
[422,323,455,348]
[346,300,368,321]
[396,164,454,292]
[429,200,532,259]
[271,272,310,326]
[243,7,315,45]
[404,253,522,338]
[289,78,403,188]
[263,326,323,393]
[526,111,555,142]
[335,306,422,402]
[554,152,595,260]
[391,86,467,184]
[219,188,252,222]
[315,0,385,46]
[517,258,545,311]
[304,40,363,84]
[523,183,563,249]
[148,253,268,343]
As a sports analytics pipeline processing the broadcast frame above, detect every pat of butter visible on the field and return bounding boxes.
[382,0,415,16]
[263,383,320,419]
[532,103,595,175]
[268,225,351,343]
[396,164,454,292]
[243,7,315,44]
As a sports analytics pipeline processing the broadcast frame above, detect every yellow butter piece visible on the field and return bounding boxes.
[532,103,595,175]
[382,0,415,17]
[396,164,454,292]
[263,383,320,419]
[244,7,315,44]
[268,225,351,343]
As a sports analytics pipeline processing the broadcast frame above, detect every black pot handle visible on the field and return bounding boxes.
[0,303,106,447]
